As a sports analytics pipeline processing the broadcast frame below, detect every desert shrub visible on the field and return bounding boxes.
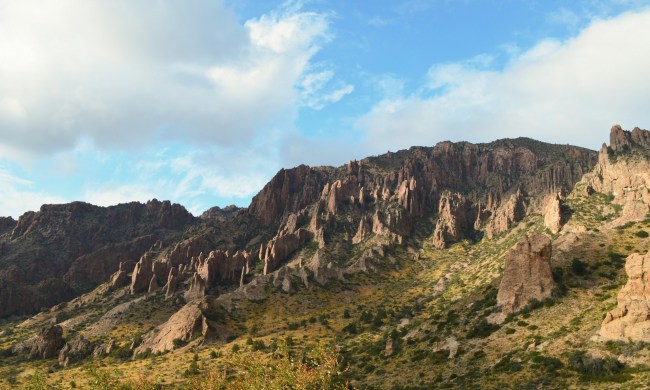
[187,342,346,389]
[172,338,187,349]
[568,351,625,379]
[17,372,54,390]
[342,323,357,334]
[530,354,563,372]
[634,230,649,238]
[571,259,588,276]
[466,319,499,339]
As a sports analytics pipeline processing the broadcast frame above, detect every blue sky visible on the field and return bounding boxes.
[1,0,650,218]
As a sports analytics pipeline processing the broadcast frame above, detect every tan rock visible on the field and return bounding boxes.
[385,338,396,357]
[432,192,471,249]
[352,216,370,244]
[598,250,650,342]
[496,232,554,317]
[134,301,208,354]
[184,272,205,301]
[58,335,91,367]
[485,190,527,239]
[543,193,563,234]
[28,324,64,359]
[109,270,128,289]
[130,254,153,294]
[581,126,650,227]
[164,267,178,299]
[148,275,158,294]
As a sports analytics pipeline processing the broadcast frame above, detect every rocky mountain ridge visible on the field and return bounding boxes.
[4,126,650,389]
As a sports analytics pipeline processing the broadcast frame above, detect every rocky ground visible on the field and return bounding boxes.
[1,125,650,389]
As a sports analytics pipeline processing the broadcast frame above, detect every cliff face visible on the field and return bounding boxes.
[248,138,596,251]
[0,200,196,318]
[248,165,331,226]
[582,126,650,226]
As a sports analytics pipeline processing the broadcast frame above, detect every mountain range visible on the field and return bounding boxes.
[1,125,650,389]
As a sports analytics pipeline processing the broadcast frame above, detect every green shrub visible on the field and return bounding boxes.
[172,338,187,349]
[634,230,649,238]
[571,259,588,276]
[467,319,499,339]
[531,354,563,372]
[568,351,625,378]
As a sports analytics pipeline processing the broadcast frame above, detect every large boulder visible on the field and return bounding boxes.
[598,250,650,342]
[496,232,554,317]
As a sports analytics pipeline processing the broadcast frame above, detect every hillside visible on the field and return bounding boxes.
[2,125,650,389]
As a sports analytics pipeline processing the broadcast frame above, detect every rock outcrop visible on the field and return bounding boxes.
[485,190,527,239]
[25,324,65,359]
[109,270,128,290]
[0,216,16,236]
[58,335,92,367]
[249,165,330,226]
[609,125,650,152]
[262,229,312,275]
[164,267,179,299]
[543,193,564,234]
[496,232,554,317]
[432,192,472,249]
[598,250,650,342]
[131,255,154,294]
[582,126,650,227]
[134,300,209,354]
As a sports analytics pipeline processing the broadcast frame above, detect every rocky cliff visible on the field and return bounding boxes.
[582,125,650,226]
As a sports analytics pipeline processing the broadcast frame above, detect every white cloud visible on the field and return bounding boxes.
[0,0,349,156]
[357,9,650,152]
[0,168,68,218]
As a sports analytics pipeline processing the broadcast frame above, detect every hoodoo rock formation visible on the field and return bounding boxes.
[494,232,554,321]
[598,250,650,342]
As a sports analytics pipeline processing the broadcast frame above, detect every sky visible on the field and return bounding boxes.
[1,0,650,218]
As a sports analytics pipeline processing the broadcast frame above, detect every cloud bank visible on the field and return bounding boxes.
[357,9,650,153]
[0,0,346,157]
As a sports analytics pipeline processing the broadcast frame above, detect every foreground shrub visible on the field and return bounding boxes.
[568,351,625,379]
[187,342,347,389]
